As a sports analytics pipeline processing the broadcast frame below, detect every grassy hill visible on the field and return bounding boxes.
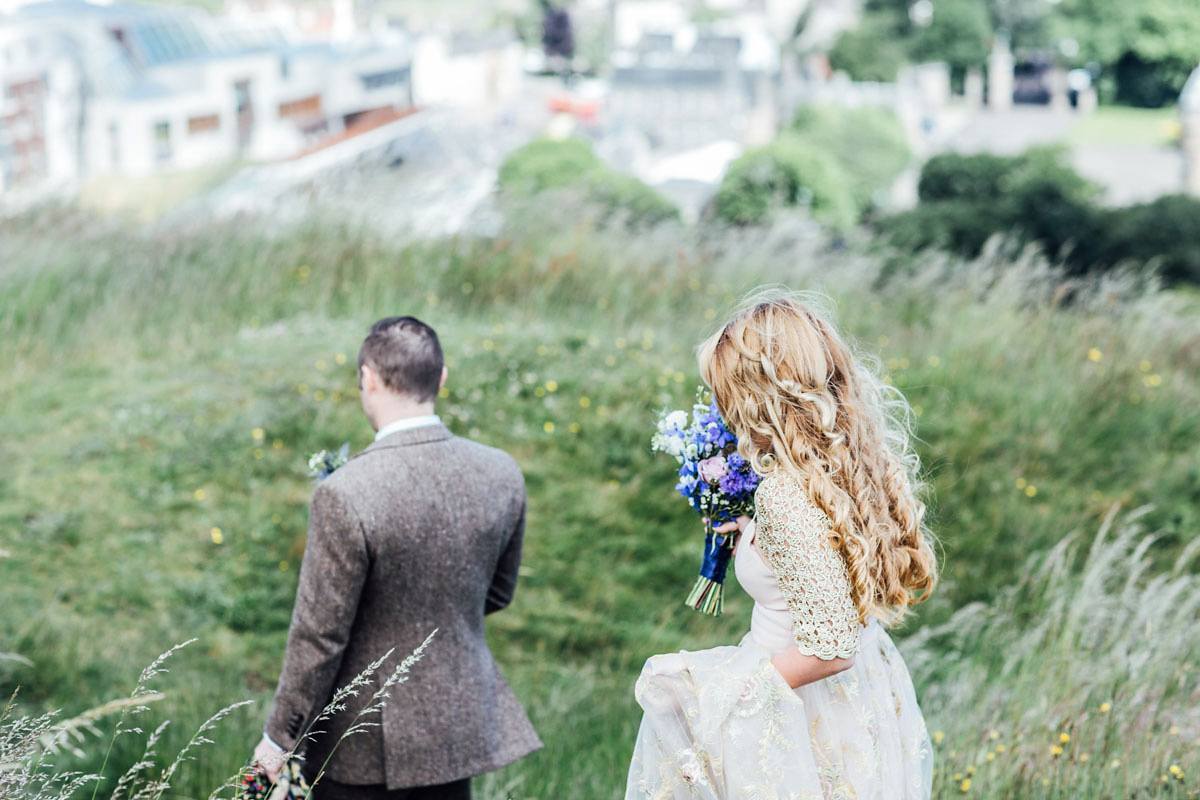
[1,206,1198,798]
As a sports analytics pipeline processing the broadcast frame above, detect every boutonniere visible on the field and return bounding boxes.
[307,443,350,480]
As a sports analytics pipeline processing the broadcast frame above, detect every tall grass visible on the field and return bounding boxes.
[1,204,1198,798]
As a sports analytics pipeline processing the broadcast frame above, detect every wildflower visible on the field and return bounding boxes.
[1087,348,1102,362]
[986,752,995,762]
[996,744,1006,753]
[928,355,941,367]
[1051,746,1063,757]
[1041,778,1050,786]
[988,731,999,740]
[545,380,558,392]
[210,527,224,544]
[933,731,944,744]
[252,427,265,441]
[1139,360,1152,372]
[966,765,976,776]
[1015,477,1027,489]
[1111,759,1121,768]
[1100,702,1110,713]
[254,449,264,459]
[297,383,309,394]
[674,371,685,383]
[1144,374,1162,387]
[535,387,546,398]
[543,422,555,433]
[313,390,325,402]
[1059,733,1070,744]
[1170,765,1184,778]
[1079,753,1089,763]
[297,265,311,281]
[568,422,581,434]
[194,489,207,501]
[1168,726,1179,735]
[953,773,962,782]
[273,439,284,450]
[959,778,970,792]
[335,353,347,365]
[579,396,592,408]
[1025,485,1038,497]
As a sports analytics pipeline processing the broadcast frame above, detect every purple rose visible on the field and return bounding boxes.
[697,455,728,485]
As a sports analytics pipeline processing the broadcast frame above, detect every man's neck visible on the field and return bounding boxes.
[373,404,437,433]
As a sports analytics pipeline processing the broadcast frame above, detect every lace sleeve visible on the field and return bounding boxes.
[754,473,861,660]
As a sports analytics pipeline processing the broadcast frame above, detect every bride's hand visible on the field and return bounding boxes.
[711,515,752,535]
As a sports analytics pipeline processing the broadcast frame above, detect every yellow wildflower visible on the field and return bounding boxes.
[335,353,347,365]
[933,731,944,744]
[545,380,558,392]
[966,765,976,776]
[579,396,592,408]
[1079,753,1089,763]
[959,778,970,792]
[1051,746,1063,757]
[996,744,1006,753]
[1025,485,1038,498]
[210,527,224,544]
[1087,348,1102,362]
[252,427,265,441]
[543,422,555,433]
[193,489,207,501]
[1059,733,1070,744]
[1111,759,1120,768]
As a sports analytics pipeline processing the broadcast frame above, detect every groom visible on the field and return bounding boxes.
[253,316,542,799]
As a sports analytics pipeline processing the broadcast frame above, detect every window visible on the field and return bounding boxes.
[278,95,321,119]
[359,68,409,91]
[187,114,220,134]
[153,121,171,163]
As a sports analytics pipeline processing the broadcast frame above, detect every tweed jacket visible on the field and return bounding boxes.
[266,423,541,789]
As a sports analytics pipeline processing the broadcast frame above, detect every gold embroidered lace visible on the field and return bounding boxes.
[754,472,862,660]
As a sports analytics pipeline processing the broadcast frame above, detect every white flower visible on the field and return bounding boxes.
[663,410,689,432]
[685,442,700,460]
[697,455,728,484]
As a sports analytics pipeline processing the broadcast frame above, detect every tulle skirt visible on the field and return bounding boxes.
[624,621,933,800]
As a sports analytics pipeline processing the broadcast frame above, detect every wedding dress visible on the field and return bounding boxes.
[625,471,933,800]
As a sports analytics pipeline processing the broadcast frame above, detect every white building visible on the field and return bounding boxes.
[0,0,414,193]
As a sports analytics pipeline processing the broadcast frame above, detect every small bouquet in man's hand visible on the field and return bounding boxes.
[307,444,349,481]
[652,392,759,616]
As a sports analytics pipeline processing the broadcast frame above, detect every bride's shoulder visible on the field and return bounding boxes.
[755,469,828,525]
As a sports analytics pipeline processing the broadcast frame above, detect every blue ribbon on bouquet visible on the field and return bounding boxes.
[685,531,735,616]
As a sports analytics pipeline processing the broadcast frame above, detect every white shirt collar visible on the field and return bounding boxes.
[374,414,442,441]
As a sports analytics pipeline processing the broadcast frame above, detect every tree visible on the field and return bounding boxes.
[909,0,993,86]
[1050,0,1200,106]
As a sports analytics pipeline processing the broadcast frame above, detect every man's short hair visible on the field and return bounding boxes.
[358,316,444,402]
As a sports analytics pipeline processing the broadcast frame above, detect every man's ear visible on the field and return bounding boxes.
[438,366,448,391]
[360,363,378,393]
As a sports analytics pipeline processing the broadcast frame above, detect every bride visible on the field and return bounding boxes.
[626,291,938,800]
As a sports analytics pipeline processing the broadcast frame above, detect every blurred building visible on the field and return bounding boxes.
[0,0,414,194]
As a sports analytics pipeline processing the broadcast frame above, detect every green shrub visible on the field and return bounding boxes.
[790,105,912,213]
[712,134,858,230]
[498,137,678,225]
[897,148,1103,262]
[1098,195,1200,285]
[917,152,1011,204]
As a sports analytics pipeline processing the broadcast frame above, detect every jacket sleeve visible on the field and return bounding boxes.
[754,475,861,660]
[266,482,370,750]
[485,483,527,615]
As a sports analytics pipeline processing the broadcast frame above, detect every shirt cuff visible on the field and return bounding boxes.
[261,732,285,753]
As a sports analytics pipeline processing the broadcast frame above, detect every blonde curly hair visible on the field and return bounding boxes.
[698,289,937,627]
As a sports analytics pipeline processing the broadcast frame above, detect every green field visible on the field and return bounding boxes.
[1,205,1198,799]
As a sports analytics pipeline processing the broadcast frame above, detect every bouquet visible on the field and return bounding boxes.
[307,444,349,481]
[652,393,760,615]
